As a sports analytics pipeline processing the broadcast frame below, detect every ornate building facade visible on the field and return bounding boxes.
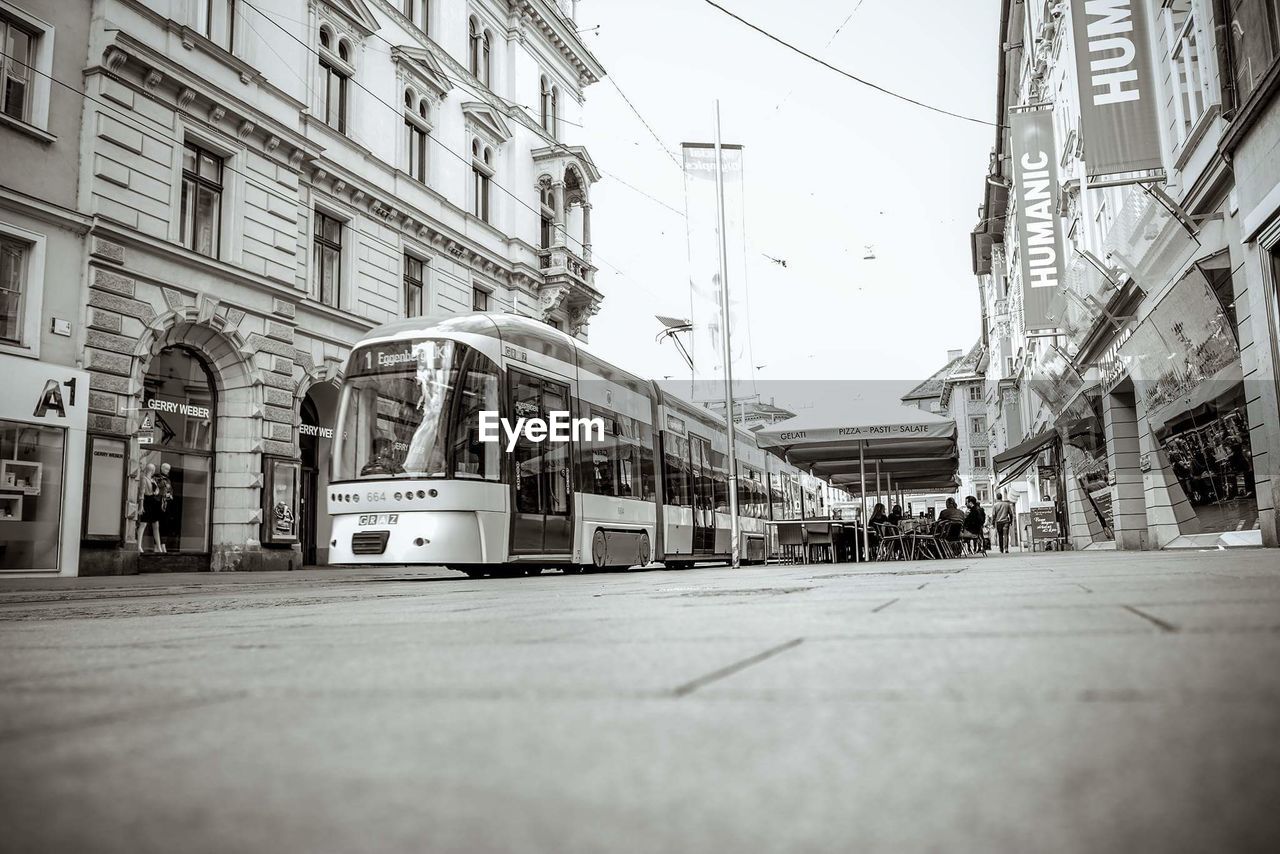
[0,0,607,575]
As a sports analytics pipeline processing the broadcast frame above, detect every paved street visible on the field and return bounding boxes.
[3,550,1280,853]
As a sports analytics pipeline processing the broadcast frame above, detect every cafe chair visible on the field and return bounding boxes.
[803,521,835,564]
[776,523,805,564]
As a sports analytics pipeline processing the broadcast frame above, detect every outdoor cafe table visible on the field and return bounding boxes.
[766,519,867,563]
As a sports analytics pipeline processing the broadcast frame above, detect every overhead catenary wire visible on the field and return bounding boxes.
[697,0,994,127]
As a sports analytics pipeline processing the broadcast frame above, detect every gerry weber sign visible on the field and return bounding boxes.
[0,353,89,431]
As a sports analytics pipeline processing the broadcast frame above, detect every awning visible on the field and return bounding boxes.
[754,403,959,493]
[992,428,1057,484]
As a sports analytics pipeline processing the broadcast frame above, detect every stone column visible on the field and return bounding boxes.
[552,180,566,248]
[581,201,592,262]
[1103,388,1147,550]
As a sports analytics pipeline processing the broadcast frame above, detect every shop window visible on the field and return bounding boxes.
[180,141,223,258]
[1157,387,1257,532]
[0,420,64,570]
[83,435,126,541]
[140,348,215,553]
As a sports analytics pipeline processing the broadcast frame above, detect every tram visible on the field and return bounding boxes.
[326,313,829,575]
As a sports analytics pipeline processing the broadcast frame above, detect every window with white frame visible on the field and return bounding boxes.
[471,138,493,223]
[1163,0,1213,146]
[539,75,559,137]
[468,16,492,86]
[180,140,223,258]
[403,88,429,183]
[318,25,352,134]
[404,253,424,316]
[970,415,987,434]
[973,449,989,469]
[975,482,991,504]
[0,235,26,344]
[196,0,236,52]
[313,210,342,308]
[968,383,983,402]
[403,0,429,35]
[0,221,44,355]
[0,4,53,132]
[471,286,488,312]
[1,12,33,122]
[539,184,554,249]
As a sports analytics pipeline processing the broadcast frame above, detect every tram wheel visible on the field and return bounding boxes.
[592,529,609,570]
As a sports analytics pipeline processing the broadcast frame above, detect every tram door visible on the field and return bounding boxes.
[691,435,715,553]
[509,370,573,555]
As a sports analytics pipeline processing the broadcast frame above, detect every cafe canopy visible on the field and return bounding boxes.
[754,402,960,494]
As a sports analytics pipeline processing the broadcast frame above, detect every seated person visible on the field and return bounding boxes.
[888,504,903,526]
[962,496,986,551]
[936,497,966,539]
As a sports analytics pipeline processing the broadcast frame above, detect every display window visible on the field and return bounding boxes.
[0,420,64,570]
[139,348,216,554]
[1157,385,1257,533]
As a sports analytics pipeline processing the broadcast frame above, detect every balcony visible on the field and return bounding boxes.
[536,245,602,336]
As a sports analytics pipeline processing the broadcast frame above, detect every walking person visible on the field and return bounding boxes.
[992,492,1015,553]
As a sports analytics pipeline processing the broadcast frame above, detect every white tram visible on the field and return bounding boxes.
[327,314,832,575]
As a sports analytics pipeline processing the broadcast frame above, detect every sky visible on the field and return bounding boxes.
[571,0,999,415]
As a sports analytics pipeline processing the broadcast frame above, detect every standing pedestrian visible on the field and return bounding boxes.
[992,492,1015,553]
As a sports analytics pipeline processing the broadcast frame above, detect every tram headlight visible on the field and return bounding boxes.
[429,489,438,498]
[352,494,360,503]
[417,490,426,499]
[394,492,402,501]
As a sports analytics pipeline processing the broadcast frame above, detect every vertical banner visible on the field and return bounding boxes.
[1069,0,1163,180]
[1011,109,1065,331]
[681,142,749,404]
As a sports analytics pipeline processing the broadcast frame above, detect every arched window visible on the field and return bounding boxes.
[539,184,554,249]
[481,30,492,86]
[540,75,551,130]
[468,17,480,77]
[318,27,351,134]
[550,86,559,138]
[404,90,428,183]
[471,138,492,224]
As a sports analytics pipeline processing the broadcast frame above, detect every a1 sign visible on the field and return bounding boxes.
[33,378,77,418]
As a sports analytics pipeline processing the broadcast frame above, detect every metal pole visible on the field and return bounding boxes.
[713,100,740,569]
[876,459,881,512]
[860,441,868,562]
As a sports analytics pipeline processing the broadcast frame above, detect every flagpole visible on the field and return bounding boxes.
[713,100,740,569]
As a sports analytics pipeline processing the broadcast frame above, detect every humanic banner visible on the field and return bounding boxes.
[1011,108,1065,332]
[1069,0,1164,181]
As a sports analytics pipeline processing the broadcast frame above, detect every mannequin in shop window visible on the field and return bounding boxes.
[136,463,166,553]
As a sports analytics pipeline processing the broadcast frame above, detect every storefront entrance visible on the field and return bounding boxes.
[138,347,215,569]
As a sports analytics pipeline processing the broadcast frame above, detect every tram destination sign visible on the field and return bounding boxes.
[349,341,424,377]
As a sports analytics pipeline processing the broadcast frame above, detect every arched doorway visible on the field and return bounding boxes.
[139,346,216,569]
[300,382,338,565]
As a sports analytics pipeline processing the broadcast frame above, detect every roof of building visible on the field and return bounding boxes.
[901,354,966,402]
[945,340,988,383]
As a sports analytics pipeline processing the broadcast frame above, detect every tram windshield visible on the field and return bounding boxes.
[334,338,500,482]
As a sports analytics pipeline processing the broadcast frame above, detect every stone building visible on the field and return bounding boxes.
[971,0,1280,550]
[0,0,607,575]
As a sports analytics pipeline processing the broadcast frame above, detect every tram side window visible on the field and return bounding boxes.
[710,448,729,512]
[579,407,655,500]
[662,433,691,506]
[452,355,500,480]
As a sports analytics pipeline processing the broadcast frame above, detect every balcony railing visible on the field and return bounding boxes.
[538,245,595,286]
